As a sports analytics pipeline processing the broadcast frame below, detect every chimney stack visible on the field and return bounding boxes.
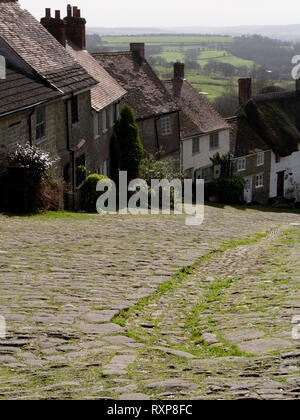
[174,62,185,80]
[238,78,252,105]
[63,4,86,50]
[130,43,145,60]
[40,8,67,47]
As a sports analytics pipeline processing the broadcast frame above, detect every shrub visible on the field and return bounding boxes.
[82,174,112,213]
[213,176,245,204]
[2,143,59,213]
[8,143,57,182]
[139,156,185,209]
[113,105,144,182]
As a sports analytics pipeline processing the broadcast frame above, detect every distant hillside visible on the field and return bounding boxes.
[87,24,300,42]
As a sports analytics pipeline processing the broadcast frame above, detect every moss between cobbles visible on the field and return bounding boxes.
[112,230,272,358]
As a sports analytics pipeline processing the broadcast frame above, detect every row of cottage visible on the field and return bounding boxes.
[0,0,299,207]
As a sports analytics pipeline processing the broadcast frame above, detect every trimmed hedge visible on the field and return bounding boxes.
[81,174,111,213]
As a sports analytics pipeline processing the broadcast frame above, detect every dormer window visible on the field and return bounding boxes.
[257,152,264,166]
[237,157,246,172]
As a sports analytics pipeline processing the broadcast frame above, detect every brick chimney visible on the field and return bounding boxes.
[130,43,145,59]
[40,8,66,47]
[63,5,86,49]
[174,62,185,80]
[238,78,252,105]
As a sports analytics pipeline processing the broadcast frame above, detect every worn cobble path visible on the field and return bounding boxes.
[0,206,299,399]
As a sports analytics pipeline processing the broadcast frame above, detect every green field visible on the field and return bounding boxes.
[102,35,234,45]
[97,34,288,102]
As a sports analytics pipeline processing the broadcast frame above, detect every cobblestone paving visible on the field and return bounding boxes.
[0,206,299,399]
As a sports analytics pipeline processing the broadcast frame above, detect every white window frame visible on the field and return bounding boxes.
[257,152,264,167]
[102,109,107,133]
[94,113,100,139]
[237,157,246,172]
[109,105,114,128]
[255,173,264,188]
[209,132,219,150]
[161,117,172,136]
[192,137,200,154]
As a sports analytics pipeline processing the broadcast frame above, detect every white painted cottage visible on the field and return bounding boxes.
[163,63,230,181]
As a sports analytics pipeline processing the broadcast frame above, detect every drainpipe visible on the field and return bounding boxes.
[154,117,160,159]
[65,99,75,209]
[28,108,35,146]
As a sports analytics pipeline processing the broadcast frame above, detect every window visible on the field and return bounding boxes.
[109,105,115,128]
[116,102,121,120]
[161,117,172,136]
[257,152,264,166]
[192,138,200,154]
[209,133,219,150]
[195,166,213,183]
[102,109,107,133]
[71,96,79,124]
[94,113,100,139]
[75,154,85,187]
[255,173,264,188]
[99,160,108,176]
[36,106,46,142]
[237,158,246,172]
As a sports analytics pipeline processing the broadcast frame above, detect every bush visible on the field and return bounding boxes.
[1,144,59,213]
[139,156,185,209]
[82,174,112,213]
[213,176,245,204]
[113,105,144,182]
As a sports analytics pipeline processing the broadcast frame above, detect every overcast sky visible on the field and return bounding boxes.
[20,0,300,28]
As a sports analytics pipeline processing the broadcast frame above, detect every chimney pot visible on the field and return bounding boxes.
[174,62,185,80]
[67,4,72,17]
[130,43,145,59]
[238,78,252,105]
[41,10,66,47]
[45,8,51,18]
[63,6,86,50]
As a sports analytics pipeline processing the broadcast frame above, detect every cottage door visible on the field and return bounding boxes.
[244,176,252,204]
[277,171,285,198]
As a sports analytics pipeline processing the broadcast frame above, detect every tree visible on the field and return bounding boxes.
[113,105,144,182]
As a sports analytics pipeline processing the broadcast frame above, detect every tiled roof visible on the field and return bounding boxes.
[243,91,300,157]
[227,116,270,158]
[92,52,179,120]
[163,79,228,138]
[0,1,96,94]
[0,65,62,116]
[66,42,126,111]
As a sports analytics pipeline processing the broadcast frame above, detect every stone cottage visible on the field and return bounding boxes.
[232,78,300,204]
[0,0,97,208]
[40,5,127,178]
[163,63,230,180]
[93,44,181,161]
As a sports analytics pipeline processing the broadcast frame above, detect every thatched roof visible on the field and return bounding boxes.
[244,91,300,157]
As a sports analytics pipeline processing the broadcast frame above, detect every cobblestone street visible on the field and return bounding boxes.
[0,205,299,399]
